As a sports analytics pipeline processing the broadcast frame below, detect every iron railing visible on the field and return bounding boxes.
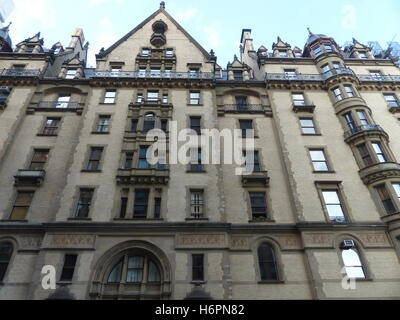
[91,70,215,80]
[224,104,264,112]
[37,101,81,109]
[0,69,41,77]
[344,124,386,139]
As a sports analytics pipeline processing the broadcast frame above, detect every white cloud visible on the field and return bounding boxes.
[175,8,198,23]
[203,25,222,49]
[341,4,357,30]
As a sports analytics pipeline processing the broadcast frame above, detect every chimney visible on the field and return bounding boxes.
[67,28,85,51]
[240,29,254,54]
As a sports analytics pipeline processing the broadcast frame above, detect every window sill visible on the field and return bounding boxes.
[191,281,207,285]
[92,132,110,135]
[186,170,207,174]
[37,134,58,137]
[99,103,116,105]
[313,171,336,174]
[302,133,322,136]
[81,170,102,173]
[258,280,285,285]
[187,104,203,107]
[114,218,164,222]
[68,217,92,221]
[249,219,275,223]
[185,218,209,222]
[0,220,28,223]
[57,281,72,285]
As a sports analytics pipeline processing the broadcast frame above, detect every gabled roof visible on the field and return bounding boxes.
[96,5,211,60]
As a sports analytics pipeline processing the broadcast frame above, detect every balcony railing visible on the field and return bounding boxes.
[90,70,215,80]
[322,67,356,80]
[293,103,316,113]
[14,169,46,186]
[223,104,264,113]
[0,69,41,77]
[37,101,81,109]
[358,74,400,82]
[117,168,170,185]
[344,124,386,139]
[266,73,324,82]
[242,171,270,187]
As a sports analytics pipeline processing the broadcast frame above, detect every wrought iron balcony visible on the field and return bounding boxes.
[266,73,323,82]
[242,171,270,187]
[322,67,356,80]
[0,69,41,77]
[344,124,387,140]
[358,74,400,83]
[90,70,215,80]
[37,101,81,110]
[292,103,316,113]
[117,168,170,185]
[223,104,264,113]
[14,169,46,186]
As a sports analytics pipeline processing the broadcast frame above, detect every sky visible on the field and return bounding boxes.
[5,0,400,68]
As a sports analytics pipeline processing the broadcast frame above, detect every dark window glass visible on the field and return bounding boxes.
[138,147,150,169]
[10,192,34,220]
[258,243,279,281]
[192,254,204,281]
[240,120,253,137]
[87,147,103,171]
[0,242,13,282]
[60,254,78,282]
[244,150,261,172]
[235,96,248,110]
[143,113,156,133]
[190,117,201,135]
[97,116,110,133]
[76,189,94,218]
[120,197,128,219]
[131,120,138,132]
[250,193,267,218]
[357,144,374,167]
[344,112,357,132]
[124,152,133,169]
[154,197,162,219]
[190,190,204,218]
[30,149,49,170]
[42,118,60,136]
[233,71,243,81]
[161,119,168,132]
[190,149,203,172]
[134,190,149,218]
[375,185,397,215]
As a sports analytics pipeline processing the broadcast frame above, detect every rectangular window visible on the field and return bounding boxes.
[344,85,355,97]
[124,152,133,169]
[56,95,71,109]
[136,93,143,103]
[190,190,204,218]
[65,69,77,79]
[126,256,144,283]
[133,190,149,218]
[292,93,306,106]
[138,147,150,169]
[321,64,330,73]
[190,117,201,135]
[279,50,288,57]
[370,71,383,80]
[120,197,128,219]
[233,71,243,81]
[165,48,174,57]
[9,191,34,220]
[333,87,343,101]
[141,49,150,56]
[358,51,367,59]
[235,96,248,110]
[313,46,322,56]
[384,94,400,108]
[372,143,387,163]
[244,150,261,172]
[189,91,201,105]
[324,44,333,52]
[87,147,103,171]
[147,91,159,103]
[309,149,329,172]
[60,254,78,282]
[96,116,110,133]
[250,192,267,218]
[104,90,116,104]
[284,69,297,79]
[154,197,162,219]
[375,185,397,215]
[161,119,168,132]
[344,112,357,131]
[322,190,346,223]
[162,94,169,104]
[357,144,374,167]
[30,149,50,170]
[240,120,254,137]
[75,189,94,218]
[300,118,316,135]
[332,62,341,69]
[42,118,60,136]
[357,110,369,126]
[192,254,204,281]
[393,184,400,202]
[190,149,203,172]
[131,119,138,132]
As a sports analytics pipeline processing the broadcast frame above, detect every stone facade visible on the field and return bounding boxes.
[0,4,400,300]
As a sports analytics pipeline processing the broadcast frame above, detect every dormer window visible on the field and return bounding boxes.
[233,71,243,81]
[189,68,200,78]
[321,64,330,73]
[312,46,322,57]
[141,49,151,57]
[278,50,288,58]
[66,69,77,79]
[324,44,333,52]
[332,62,341,69]
[165,48,174,57]
[358,51,367,59]
[25,45,35,53]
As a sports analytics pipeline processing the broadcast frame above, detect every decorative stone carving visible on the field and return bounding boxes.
[43,234,96,250]
[275,235,302,250]
[302,233,335,248]
[19,236,43,250]
[176,234,227,249]
[357,233,391,248]
[230,236,251,250]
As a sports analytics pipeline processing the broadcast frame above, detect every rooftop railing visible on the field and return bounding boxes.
[90,70,215,80]
[0,69,41,77]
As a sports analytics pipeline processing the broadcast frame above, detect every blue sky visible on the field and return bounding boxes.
[6,0,400,67]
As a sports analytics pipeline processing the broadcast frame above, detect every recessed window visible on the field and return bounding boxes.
[147,91,159,103]
[136,93,143,103]
[321,64,330,73]
[30,149,50,170]
[154,197,162,219]
[87,147,103,171]
[143,113,156,133]
[240,120,254,137]
[56,95,71,109]
[358,51,367,59]
[165,48,174,57]
[243,150,261,172]
[120,195,128,219]
[133,190,149,219]
[322,190,347,223]
[332,62,341,69]
[42,118,60,136]
[25,45,35,53]
[357,110,369,126]
[138,146,150,169]
[300,118,316,135]
[60,254,78,282]
[75,189,94,218]
[341,242,366,279]
[96,116,111,133]
[104,90,116,104]
[141,49,150,56]
[190,148,204,172]
[343,112,356,132]
[258,243,279,281]
[332,87,343,102]
[372,143,387,163]
[309,149,329,172]
[392,184,400,202]
[235,96,248,110]
[190,117,201,135]
[131,119,138,132]
[357,144,374,167]
[344,85,355,98]
[0,242,13,282]
[284,69,297,79]
[278,50,288,57]
[384,94,400,108]
[250,192,268,219]
[65,69,77,79]
[189,91,201,105]
[233,71,243,81]
[292,93,306,106]
[10,191,34,221]
[312,46,322,57]
[162,94,169,104]
[375,185,397,215]
[190,190,204,219]
[370,71,383,80]
[192,254,205,281]
[124,152,133,169]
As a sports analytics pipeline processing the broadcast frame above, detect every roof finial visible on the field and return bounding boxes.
[160,1,165,9]
[2,21,11,33]
[307,27,313,36]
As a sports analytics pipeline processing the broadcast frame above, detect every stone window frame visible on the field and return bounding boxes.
[82,145,107,173]
[58,253,79,284]
[340,107,374,131]
[0,238,18,284]
[352,139,395,169]
[38,116,63,137]
[306,146,335,174]
[330,83,359,104]
[238,118,258,138]
[369,180,400,218]
[187,115,203,135]
[188,252,208,284]
[242,148,265,173]
[334,236,372,281]
[252,238,285,284]
[383,93,400,108]
[70,186,98,220]
[315,181,353,224]
[92,114,113,134]
[291,91,310,106]
[246,188,275,223]
[101,89,117,105]
[185,187,208,221]
[186,147,206,173]
[298,116,321,136]
[28,148,51,171]
[7,190,36,222]
[187,90,202,106]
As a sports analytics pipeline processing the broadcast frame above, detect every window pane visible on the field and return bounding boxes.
[323,191,340,204]
[148,261,161,283]
[258,244,278,281]
[108,260,122,283]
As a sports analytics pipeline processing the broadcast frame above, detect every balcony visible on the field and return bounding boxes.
[266,73,323,82]
[222,104,265,114]
[292,103,316,113]
[322,67,356,81]
[117,168,170,185]
[90,70,214,80]
[359,162,400,185]
[14,170,46,187]
[28,101,83,114]
[0,69,41,77]
[344,124,388,142]
[242,171,270,187]
[358,74,400,83]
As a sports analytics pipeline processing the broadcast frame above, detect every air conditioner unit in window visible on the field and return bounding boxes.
[342,240,355,249]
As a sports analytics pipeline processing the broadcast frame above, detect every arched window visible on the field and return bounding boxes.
[0,241,13,282]
[258,243,279,281]
[143,113,156,132]
[341,240,366,279]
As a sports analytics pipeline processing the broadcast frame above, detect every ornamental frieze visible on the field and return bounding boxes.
[43,234,96,250]
[176,234,227,249]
